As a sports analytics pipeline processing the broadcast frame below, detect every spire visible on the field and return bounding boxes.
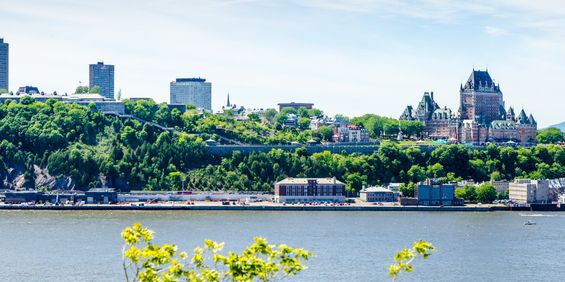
[518,109,529,124]
[226,93,231,107]
[528,114,537,125]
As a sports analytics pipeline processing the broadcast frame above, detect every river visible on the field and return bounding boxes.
[0,210,563,281]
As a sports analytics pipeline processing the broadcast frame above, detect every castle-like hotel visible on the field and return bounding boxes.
[400,69,537,145]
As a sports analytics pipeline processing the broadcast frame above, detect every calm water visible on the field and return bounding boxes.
[1,210,564,281]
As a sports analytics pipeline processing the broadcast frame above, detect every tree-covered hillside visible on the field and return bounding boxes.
[0,97,210,191]
[185,142,565,195]
[1,97,565,192]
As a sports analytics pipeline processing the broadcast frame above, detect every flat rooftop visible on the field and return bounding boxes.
[276,178,344,185]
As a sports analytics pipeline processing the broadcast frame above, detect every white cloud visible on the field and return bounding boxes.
[485,26,507,36]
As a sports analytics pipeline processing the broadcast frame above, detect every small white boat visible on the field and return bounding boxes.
[525,220,536,225]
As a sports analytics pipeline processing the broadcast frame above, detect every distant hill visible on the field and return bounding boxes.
[547,122,565,132]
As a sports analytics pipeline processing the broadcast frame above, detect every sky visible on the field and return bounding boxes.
[1,0,564,127]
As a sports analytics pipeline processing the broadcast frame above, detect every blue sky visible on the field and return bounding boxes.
[1,0,564,126]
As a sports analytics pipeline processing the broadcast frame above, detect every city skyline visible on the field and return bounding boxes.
[1,0,565,127]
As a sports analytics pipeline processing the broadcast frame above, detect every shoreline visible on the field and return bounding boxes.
[0,204,517,212]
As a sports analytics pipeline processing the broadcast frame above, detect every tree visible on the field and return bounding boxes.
[407,165,426,183]
[345,172,366,196]
[75,85,89,94]
[462,185,477,202]
[399,183,415,197]
[121,223,313,282]
[248,113,260,122]
[89,85,101,94]
[455,188,466,199]
[389,240,434,280]
[318,126,334,142]
[537,127,564,144]
[263,109,277,124]
[298,117,311,130]
[489,171,504,181]
[476,183,497,203]
[427,163,445,178]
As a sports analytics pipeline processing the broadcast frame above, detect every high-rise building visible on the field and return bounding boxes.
[89,62,114,99]
[0,38,8,92]
[170,78,211,111]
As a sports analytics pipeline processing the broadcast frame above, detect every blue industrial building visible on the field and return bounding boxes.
[416,179,461,206]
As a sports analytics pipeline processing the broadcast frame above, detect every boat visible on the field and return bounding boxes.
[524,220,536,225]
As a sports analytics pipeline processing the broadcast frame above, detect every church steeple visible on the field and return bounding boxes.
[226,93,231,107]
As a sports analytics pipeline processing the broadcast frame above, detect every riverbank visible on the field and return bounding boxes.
[0,202,503,211]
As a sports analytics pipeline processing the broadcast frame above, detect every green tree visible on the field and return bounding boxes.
[537,127,564,144]
[427,163,445,178]
[389,240,434,280]
[75,85,89,94]
[122,223,313,282]
[318,126,334,142]
[399,183,415,197]
[248,113,260,122]
[298,117,311,130]
[407,165,426,183]
[263,109,277,124]
[345,173,366,196]
[455,188,466,200]
[89,85,101,94]
[489,171,505,181]
[476,183,497,203]
[462,185,477,202]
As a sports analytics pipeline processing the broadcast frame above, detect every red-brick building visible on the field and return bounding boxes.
[274,177,345,203]
[400,70,537,145]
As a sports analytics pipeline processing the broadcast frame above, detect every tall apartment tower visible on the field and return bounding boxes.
[459,69,504,124]
[89,62,115,99]
[170,78,212,111]
[0,38,8,92]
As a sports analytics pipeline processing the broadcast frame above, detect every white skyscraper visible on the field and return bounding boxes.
[170,78,212,111]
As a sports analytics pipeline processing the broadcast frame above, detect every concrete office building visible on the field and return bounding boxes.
[509,179,551,204]
[89,62,115,99]
[170,78,212,111]
[0,38,8,92]
[360,186,398,202]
